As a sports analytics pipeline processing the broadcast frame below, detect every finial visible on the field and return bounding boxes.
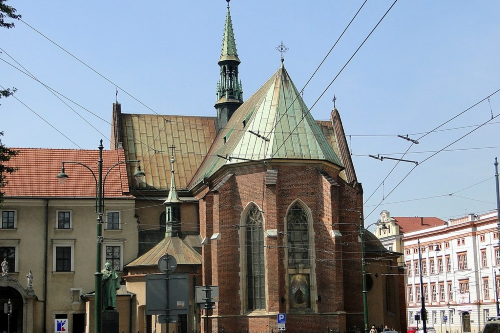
[226,0,230,7]
[333,95,337,109]
[115,87,118,103]
[275,41,288,63]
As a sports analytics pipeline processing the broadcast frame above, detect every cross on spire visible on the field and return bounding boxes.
[275,41,289,63]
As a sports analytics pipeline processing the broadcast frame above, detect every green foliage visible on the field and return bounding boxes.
[0,1,20,203]
[0,132,19,201]
[0,0,21,29]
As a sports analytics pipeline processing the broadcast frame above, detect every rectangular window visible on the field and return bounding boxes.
[105,245,121,271]
[446,255,451,272]
[481,250,488,268]
[408,286,413,302]
[430,258,435,274]
[457,252,468,270]
[459,280,469,294]
[416,285,421,302]
[0,246,15,272]
[480,234,485,242]
[409,311,413,324]
[56,247,72,272]
[407,262,412,277]
[484,278,490,299]
[448,282,453,301]
[496,248,500,266]
[438,258,443,273]
[424,285,429,302]
[422,259,427,275]
[106,211,120,230]
[415,260,420,276]
[439,283,445,301]
[432,284,437,301]
[57,211,71,229]
[1,210,15,229]
[449,310,454,324]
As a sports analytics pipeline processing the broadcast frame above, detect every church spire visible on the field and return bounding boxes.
[164,146,181,237]
[215,0,243,133]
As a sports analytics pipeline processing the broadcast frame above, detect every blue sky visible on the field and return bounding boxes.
[1,1,499,223]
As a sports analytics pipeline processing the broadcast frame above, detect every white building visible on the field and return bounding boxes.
[403,211,500,333]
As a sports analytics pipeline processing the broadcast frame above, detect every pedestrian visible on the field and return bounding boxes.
[370,325,378,333]
[383,325,390,331]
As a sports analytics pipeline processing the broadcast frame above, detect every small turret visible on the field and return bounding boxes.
[215,0,243,133]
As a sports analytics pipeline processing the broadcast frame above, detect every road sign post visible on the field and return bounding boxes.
[277,313,286,331]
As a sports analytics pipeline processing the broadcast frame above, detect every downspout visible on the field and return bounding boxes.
[129,294,133,333]
[43,199,49,333]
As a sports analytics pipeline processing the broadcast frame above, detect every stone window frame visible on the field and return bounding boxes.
[103,240,124,272]
[1,209,17,229]
[0,239,19,273]
[56,210,73,230]
[238,202,267,314]
[283,199,317,313]
[52,239,75,273]
[105,211,121,230]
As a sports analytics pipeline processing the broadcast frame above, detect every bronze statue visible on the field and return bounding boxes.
[101,262,120,309]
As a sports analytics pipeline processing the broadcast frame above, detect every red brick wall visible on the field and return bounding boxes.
[198,162,365,332]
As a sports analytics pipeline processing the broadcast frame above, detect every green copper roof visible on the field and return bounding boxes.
[219,2,240,63]
[191,64,343,187]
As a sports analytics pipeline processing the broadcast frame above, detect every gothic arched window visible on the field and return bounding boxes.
[287,203,310,267]
[245,204,265,310]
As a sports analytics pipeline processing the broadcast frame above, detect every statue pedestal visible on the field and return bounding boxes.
[102,309,119,333]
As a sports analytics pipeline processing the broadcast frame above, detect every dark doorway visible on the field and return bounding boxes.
[177,314,187,333]
[0,287,23,333]
[73,313,85,333]
[462,312,471,332]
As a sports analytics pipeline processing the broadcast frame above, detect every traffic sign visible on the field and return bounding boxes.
[277,313,286,331]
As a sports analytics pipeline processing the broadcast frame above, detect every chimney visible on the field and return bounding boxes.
[420,217,424,225]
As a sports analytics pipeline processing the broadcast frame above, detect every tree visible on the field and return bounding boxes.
[0,132,18,202]
[0,0,21,29]
[0,0,20,202]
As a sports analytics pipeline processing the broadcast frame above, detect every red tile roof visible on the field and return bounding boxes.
[3,148,132,198]
[394,216,446,234]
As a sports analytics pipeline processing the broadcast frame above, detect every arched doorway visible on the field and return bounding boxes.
[0,286,24,333]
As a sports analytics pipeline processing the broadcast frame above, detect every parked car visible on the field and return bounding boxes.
[407,327,418,333]
[416,327,436,333]
[483,320,500,333]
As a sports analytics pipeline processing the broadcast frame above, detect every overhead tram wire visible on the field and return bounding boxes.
[18,18,173,152]
[0,57,172,208]
[262,0,370,142]
[270,0,399,158]
[363,88,500,206]
[364,112,500,219]
[0,48,108,142]
[0,83,83,149]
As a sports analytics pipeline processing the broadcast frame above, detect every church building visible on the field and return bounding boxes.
[112,2,402,333]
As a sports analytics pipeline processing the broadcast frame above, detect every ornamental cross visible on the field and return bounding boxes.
[275,41,289,63]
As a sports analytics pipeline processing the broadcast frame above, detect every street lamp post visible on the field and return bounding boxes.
[417,240,439,333]
[418,239,427,333]
[358,214,388,333]
[495,269,499,316]
[57,140,145,333]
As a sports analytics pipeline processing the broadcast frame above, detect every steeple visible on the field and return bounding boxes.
[163,146,181,237]
[215,0,243,133]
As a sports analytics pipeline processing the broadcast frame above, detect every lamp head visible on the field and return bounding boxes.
[56,165,69,185]
[133,164,146,184]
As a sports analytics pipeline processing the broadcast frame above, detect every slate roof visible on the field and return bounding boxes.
[393,216,446,234]
[190,64,344,188]
[3,148,131,198]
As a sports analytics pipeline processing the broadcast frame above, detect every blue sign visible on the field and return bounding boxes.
[443,315,448,322]
[278,313,286,324]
